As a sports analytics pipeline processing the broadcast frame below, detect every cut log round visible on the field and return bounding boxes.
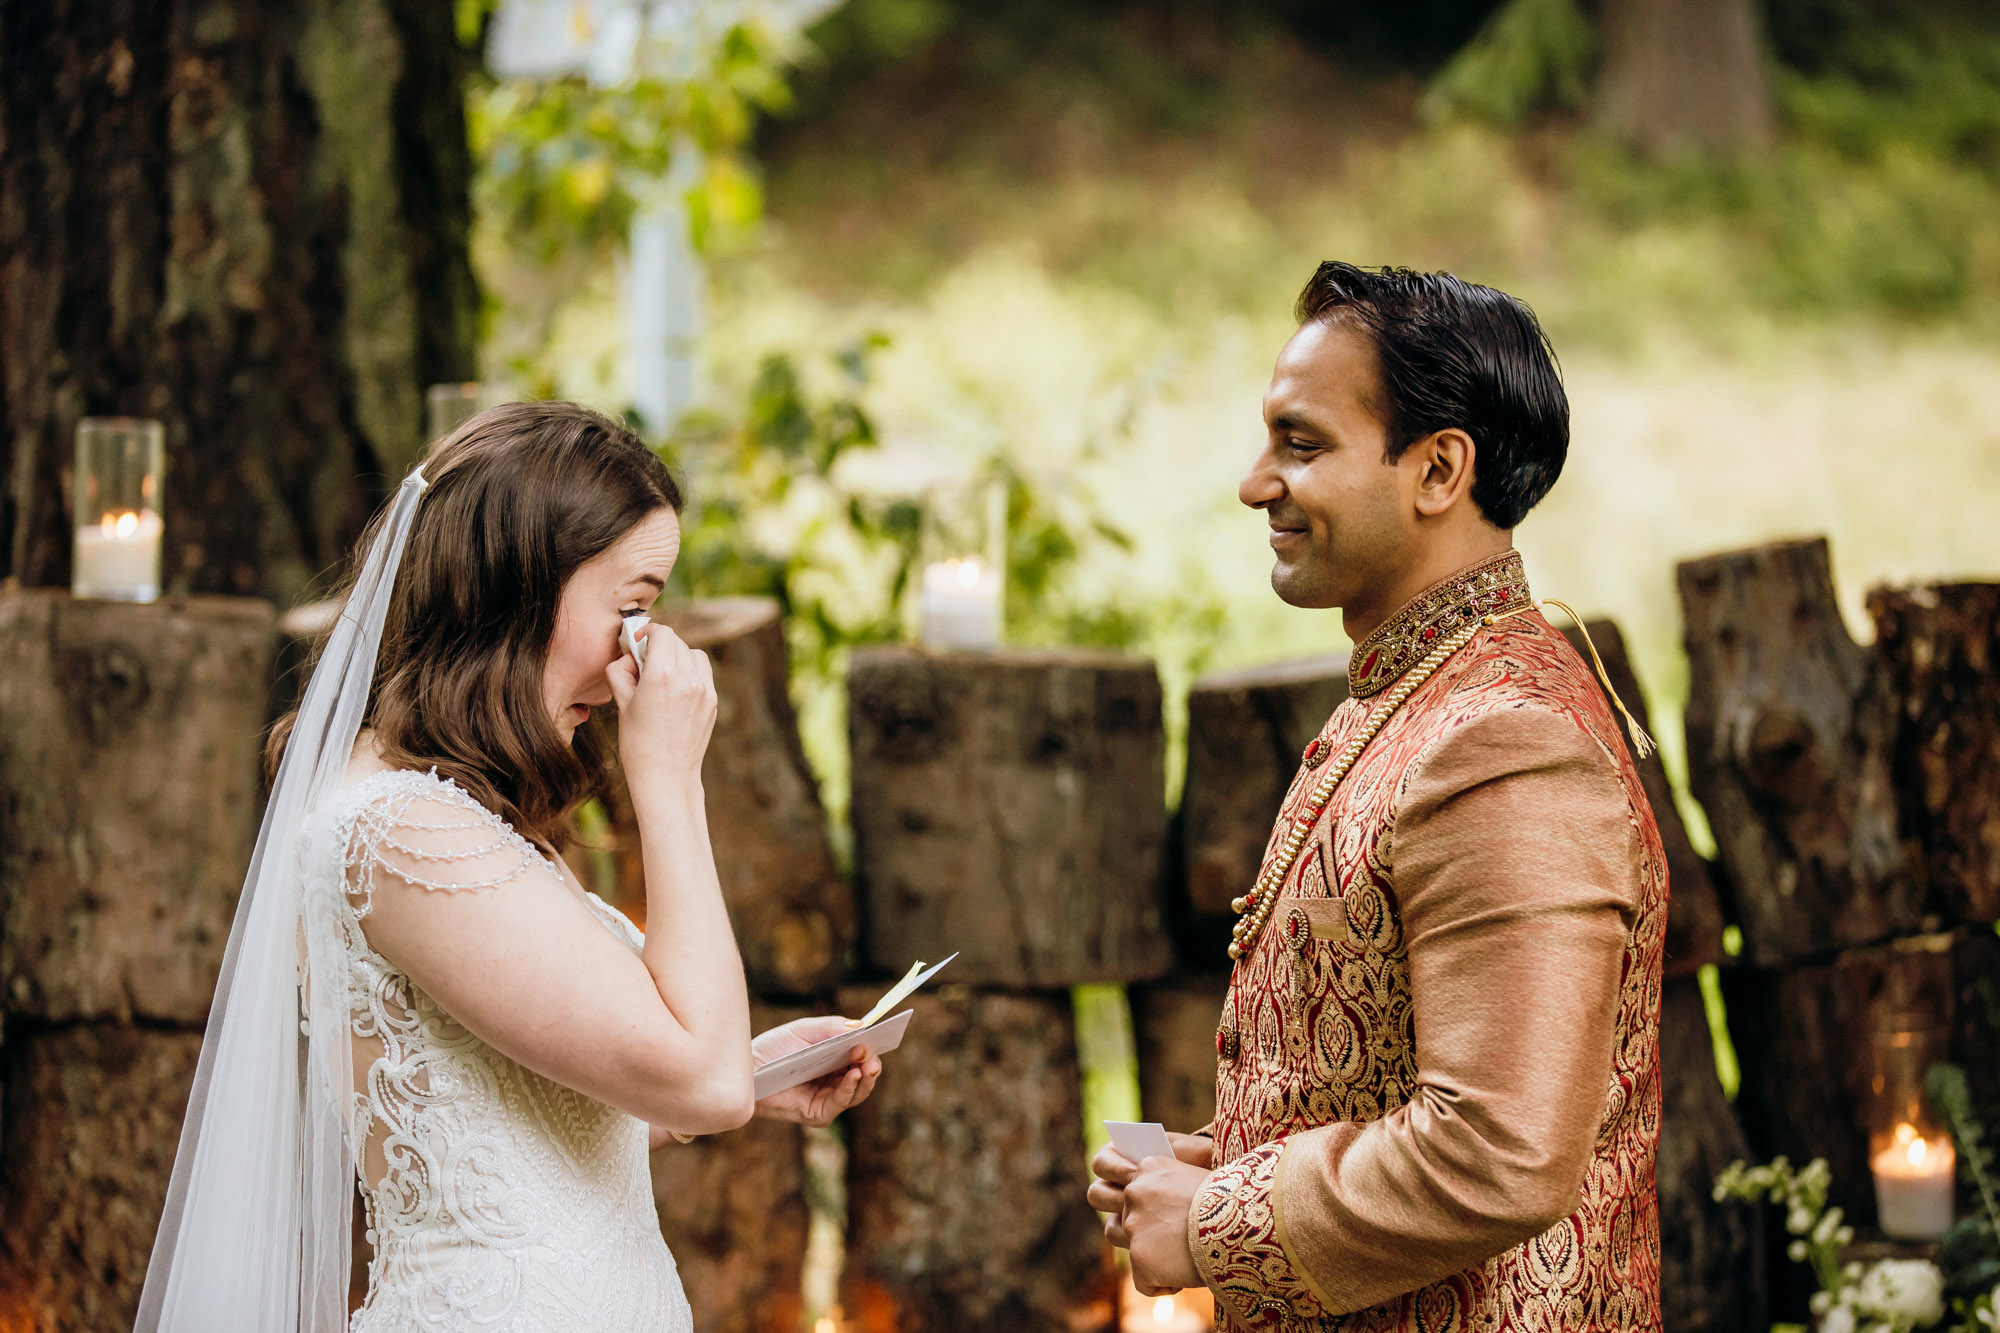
[1677,539,1922,967]
[604,598,853,999]
[1656,976,1767,1333]
[1177,655,1348,967]
[0,1024,203,1332]
[1868,583,2000,927]
[1560,619,1727,977]
[848,647,1172,988]
[0,590,273,1022]
[651,1001,812,1333]
[1131,972,1229,1136]
[1726,933,1958,1229]
[840,985,1116,1333]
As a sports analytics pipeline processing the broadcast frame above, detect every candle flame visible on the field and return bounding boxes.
[1153,1295,1175,1323]
[1893,1122,1918,1145]
[953,557,984,587]
[1907,1135,1928,1168]
[101,510,142,538]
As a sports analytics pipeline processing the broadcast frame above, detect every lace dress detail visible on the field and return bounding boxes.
[299,768,692,1333]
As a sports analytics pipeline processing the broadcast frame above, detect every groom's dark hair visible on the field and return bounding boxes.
[1295,262,1568,530]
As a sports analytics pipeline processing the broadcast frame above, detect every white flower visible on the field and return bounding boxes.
[1821,1300,1857,1333]
[1852,1259,1945,1328]
[1975,1285,2000,1330]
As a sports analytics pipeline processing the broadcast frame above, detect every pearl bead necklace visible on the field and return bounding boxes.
[1227,617,1490,962]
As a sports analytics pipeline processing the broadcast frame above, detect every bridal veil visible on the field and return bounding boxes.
[134,468,428,1333]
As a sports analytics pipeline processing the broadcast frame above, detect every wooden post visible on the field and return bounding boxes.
[1177,656,1348,966]
[1656,977,1767,1333]
[1678,539,1922,967]
[1560,619,1728,976]
[1868,583,2000,926]
[604,598,853,998]
[1727,933,1960,1227]
[0,590,274,1331]
[847,647,1171,987]
[651,1001,813,1333]
[840,984,1115,1333]
[1131,972,1229,1136]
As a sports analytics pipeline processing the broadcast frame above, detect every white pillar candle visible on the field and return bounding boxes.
[73,510,164,602]
[1872,1122,1955,1240]
[1118,1273,1213,1333]
[920,557,1001,649]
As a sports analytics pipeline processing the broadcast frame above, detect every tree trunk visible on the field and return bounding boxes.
[1560,619,1728,977]
[848,647,1172,987]
[603,598,853,998]
[1131,972,1229,1136]
[1868,582,2000,927]
[650,1001,813,1333]
[1176,655,1348,968]
[1656,977,1766,1333]
[840,984,1116,1333]
[0,0,478,607]
[1593,0,1773,155]
[0,589,272,1023]
[0,1024,203,1333]
[1678,539,1921,967]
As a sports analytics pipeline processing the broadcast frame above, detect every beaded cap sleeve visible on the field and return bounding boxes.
[342,769,555,915]
[304,767,691,1333]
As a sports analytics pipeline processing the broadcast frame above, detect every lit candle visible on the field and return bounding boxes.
[73,509,164,602]
[920,556,1001,649]
[1872,1121,1955,1240]
[1119,1273,1213,1333]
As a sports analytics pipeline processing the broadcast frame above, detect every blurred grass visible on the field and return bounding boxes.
[488,7,2000,823]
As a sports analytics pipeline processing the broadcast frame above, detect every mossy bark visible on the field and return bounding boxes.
[0,0,477,607]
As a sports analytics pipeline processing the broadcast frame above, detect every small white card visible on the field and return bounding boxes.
[753,1009,913,1100]
[1104,1120,1176,1165]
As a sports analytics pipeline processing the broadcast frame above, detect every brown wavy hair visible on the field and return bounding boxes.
[270,401,684,851]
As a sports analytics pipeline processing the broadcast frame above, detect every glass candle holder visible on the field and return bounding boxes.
[1866,1024,1955,1239]
[72,417,165,603]
[426,382,510,442]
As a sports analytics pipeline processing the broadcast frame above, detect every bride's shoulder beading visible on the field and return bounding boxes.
[337,768,555,911]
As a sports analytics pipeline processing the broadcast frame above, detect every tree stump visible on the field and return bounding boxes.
[1868,583,2000,927]
[848,648,1171,987]
[0,1024,202,1333]
[1177,655,1348,967]
[840,984,1115,1333]
[651,1001,813,1333]
[603,598,853,998]
[0,591,274,1022]
[1726,933,1959,1228]
[1656,977,1766,1333]
[1560,619,1727,976]
[1131,972,1229,1136]
[1678,539,1921,967]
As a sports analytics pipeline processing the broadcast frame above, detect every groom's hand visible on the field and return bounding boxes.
[1088,1133,1212,1295]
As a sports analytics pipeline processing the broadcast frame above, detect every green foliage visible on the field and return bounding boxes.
[1420,0,1595,128]
[1929,1064,2000,1309]
[470,22,795,264]
[1715,1157,1854,1305]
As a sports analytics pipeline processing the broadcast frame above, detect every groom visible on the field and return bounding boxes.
[1091,263,1667,1331]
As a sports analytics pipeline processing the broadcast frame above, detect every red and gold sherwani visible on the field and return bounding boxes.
[1188,551,1668,1332]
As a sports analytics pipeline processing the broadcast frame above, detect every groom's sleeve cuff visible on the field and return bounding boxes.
[1187,1138,1335,1328]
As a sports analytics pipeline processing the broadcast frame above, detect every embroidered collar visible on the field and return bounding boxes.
[1346,551,1533,698]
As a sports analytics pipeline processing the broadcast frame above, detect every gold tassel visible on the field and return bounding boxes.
[1536,598,1657,760]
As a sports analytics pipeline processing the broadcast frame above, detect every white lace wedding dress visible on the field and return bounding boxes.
[300,767,694,1333]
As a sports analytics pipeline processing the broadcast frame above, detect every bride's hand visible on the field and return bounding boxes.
[606,624,716,801]
[751,1016,883,1127]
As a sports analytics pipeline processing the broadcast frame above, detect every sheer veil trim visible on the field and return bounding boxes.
[135,468,429,1333]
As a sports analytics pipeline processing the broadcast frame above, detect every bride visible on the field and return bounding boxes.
[135,401,880,1332]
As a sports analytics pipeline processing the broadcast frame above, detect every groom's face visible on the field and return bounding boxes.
[1241,319,1407,609]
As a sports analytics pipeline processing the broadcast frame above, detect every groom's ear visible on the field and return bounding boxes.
[1409,428,1477,519]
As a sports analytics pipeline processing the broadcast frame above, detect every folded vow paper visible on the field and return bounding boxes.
[751,953,957,1100]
